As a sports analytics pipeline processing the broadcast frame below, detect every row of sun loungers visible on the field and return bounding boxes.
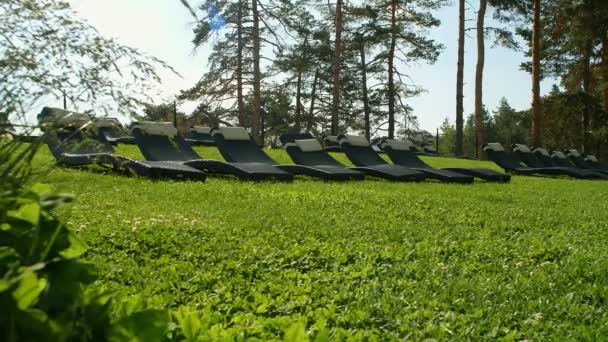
[40,108,207,181]
[40,107,608,183]
[483,143,608,179]
[39,107,511,183]
[78,115,441,156]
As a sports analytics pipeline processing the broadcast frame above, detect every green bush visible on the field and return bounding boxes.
[0,141,169,341]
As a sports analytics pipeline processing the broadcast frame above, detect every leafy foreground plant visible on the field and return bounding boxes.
[0,142,170,341]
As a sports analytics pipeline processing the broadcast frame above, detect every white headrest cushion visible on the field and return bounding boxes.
[343,135,369,147]
[585,155,598,163]
[534,147,550,156]
[191,126,211,134]
[40,108,91,128]
[513,144,531,153]
[219,127,250,141]
[95,117,120,128]
[295,139,322,152]
[385,139,415,151]
[552,151,567,159]
[134,121,177,136]
[44,111,91,128]
[567,149,581,157]
[484,143,505,152]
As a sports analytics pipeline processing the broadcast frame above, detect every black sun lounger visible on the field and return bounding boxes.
[94,117,135,145]
[550,151,576,167]
[38,108,206,181]
[131,122,293,181]
[422,144,439,156]
[531,147,607,179]
[584,155,608,173]
[278,133,364,180]
[337,135,426,181]
[485,142,599,179]
[566,149,608,175]
[322,135,343,152]
[379,140,474,183]
[512,144,605,179]
[484,142,565,176]
[209,127,294,181]
[184,126,216,146]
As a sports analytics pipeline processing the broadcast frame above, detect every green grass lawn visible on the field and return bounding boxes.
[34,145,608,340]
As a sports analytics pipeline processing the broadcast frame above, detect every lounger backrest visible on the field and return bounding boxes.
[512,144,531,153]
[534,147,550,156]
[38,107,113,158]
[584,155,608,170]
[212,127,276,164]
[531,147,556,167]
[380,139,428,168]
[338,135,387,166]
[483,143,522,170]
[131,121,200,162]
[565,149,590,168]
[45,126,114,159]
[294,139,323,152]
[184,126,216,146]
[552,151,567,159]
[323,135,340,147]
[511,144,542,168]
[288,141,345,167]
[279,133,315,145]
[95,117,129,140]
[483,143,505,152]
[550,151,573,167]
[380,139,417,152]
[190,126,211,134]
[422,145,437,154]
[39,107,92,131]
[95,117,121,129]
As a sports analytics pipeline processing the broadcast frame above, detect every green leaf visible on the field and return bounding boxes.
[0,246,18,261]
[13,272,47,310]
[0,279,11,292]
[29,183,53,197]
[109,310,169,342]
[284,323,309,342]
[8,202,40,225]
[60,231,88,259]
[173,308,203,341]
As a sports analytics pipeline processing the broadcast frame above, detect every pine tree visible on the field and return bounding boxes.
[367,0,446,139]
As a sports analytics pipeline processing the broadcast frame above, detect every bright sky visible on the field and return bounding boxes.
[66,0,558,132]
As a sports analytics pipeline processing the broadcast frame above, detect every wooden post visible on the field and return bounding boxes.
[436,128,439,154]
[173,101,178,128]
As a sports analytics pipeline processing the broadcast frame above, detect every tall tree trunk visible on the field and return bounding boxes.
[455,0,465,156]
[582,41,592,152]
[387,0,397,139]
[331,0,343,135]
[295,70,303,130]
[295,35,308,131]
[474,0,487,159]
[603,35,608,112]
[308,70,319,131]
[359,42,371,141]
[236,0,245,127]
[251,0,262,144]
[531,0,542,147]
